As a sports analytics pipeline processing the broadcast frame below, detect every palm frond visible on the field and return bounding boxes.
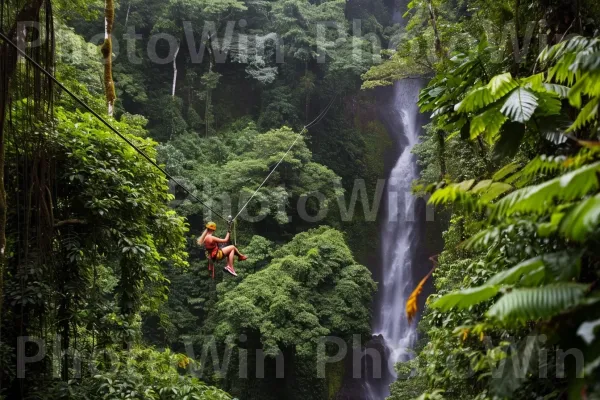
[568,98,600,132]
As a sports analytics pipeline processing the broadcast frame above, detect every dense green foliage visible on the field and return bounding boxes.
[5,0,600,399]
[365,1,600,399]
[1,0,390,399]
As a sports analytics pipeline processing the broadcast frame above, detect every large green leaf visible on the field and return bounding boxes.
[493,162,521,181]
[504,155,569,188]
[488,73,518,97]
[470,107,508,142]
[535,92,562,117]
[500,88,539,123]
[486,257,545,286]
[488,251,581,286]
[487,284,588,323]
[455,86,495,113]
[480,182,513,202]
[431,285,500,311]
[560,194,600,241]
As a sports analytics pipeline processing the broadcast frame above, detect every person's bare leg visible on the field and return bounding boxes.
[221,249,238,276]
[222,245,246,259]
[227,251,235,270]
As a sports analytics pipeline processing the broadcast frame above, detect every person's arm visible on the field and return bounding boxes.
[197,229,208,246]
[213,231,230,244]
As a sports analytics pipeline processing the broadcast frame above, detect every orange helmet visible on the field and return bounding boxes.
[206,222,217,231]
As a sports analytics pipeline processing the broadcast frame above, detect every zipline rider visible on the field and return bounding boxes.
[198,222,247,277]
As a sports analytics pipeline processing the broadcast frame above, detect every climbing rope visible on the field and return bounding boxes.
[0,30,337,227]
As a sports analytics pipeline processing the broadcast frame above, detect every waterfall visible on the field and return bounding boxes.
[363,78,425,399]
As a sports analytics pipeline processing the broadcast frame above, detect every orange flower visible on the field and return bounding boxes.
[406,257,437,324]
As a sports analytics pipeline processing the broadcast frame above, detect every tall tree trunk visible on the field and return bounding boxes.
[124,2,131,30]
[437,130,446,180]
[304,63,309,124]
[205,38,215,138]
[0,87,6,316]
[172,44,180,97]
[102,0,116,116]
[426,0,443,57]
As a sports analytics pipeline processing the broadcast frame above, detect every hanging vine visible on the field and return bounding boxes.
[102,0,116,116]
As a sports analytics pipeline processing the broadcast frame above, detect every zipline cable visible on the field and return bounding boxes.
[0,30,230,222]
[0,30,337,228]
[231,94,337,222]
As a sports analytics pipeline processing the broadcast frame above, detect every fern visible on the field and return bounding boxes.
[429,179,475,206]
[504,155,567,186]
[522,72,546,91]
[462,221,535,251]
[542,251,582,282]
[568,98,599,132]
[462,225,504,250]
[537,114,572,144]
[500,88,539,123]
[568,71,600,109]
[429,179,512,208]
[468,180,513,201]
[486,284,588,323]
[494,161,600,217]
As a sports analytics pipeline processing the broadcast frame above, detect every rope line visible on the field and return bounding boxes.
[0,30,337,228]
[233,130,304,222]
[232,95,337,221]
[0,30,230,222]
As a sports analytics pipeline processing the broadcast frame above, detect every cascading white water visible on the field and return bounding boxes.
[364,77,424,399]
[377,78,423,358]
